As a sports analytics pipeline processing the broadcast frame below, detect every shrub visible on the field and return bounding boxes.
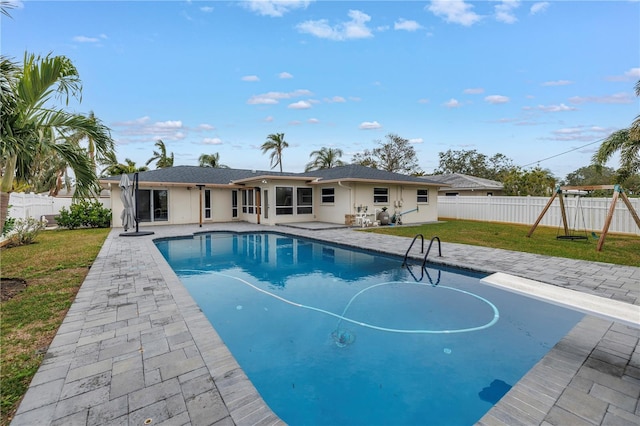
[56,200,112,229]
[2,217,16,236]
[5,217,46,246]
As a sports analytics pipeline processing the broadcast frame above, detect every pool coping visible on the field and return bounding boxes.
[9,223,640,425]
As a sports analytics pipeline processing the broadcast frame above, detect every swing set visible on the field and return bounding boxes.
[527,185,640,251]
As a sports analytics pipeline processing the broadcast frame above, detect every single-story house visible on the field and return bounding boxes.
[424,173,504,196]
[100,164,443,227]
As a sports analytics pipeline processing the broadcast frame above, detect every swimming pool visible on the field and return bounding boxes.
[156,232,584,425]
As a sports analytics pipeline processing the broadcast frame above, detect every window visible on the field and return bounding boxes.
[204,189,211,219]
[232,190,238,218]
[417,189,429,203]
[321,187,335,203]
[137,189,168,222]
[445,192,459,196]
[373,187,389,204]
[242,189,255,214]
[297,187,313,214]
[276,186,293,215]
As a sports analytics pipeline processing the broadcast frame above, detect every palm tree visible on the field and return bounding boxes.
[261,133,288,172]
[593,80,640,183]
[198,152,228,168]
[1,53,113,227]
[146,139,174,169]
[99,152,149,176]
[305,147,345,172]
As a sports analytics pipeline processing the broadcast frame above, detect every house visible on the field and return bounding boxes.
[425,173,504,196]
[100,164,442,227]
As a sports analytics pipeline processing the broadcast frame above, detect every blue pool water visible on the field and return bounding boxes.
[156,232,584,425]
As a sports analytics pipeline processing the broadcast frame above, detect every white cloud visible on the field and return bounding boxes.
[73,35,105,43]
[444,98,461,108]
[288,100,312,109]
[536,103,577,112]
[279,72,293,79]
[427,0,482,27]
[242,0,312,18]
[325,96,346,103]
[197,124,215,131]
[242,75,260,82]
[308,118,320,124]
[111,116,187,143]
[605,67,640,82]
[409,138,424,144]
[418,98,430,104]
[296,9,373,41]
[495,0,520,24]
[541,80,573,87]
[200,6,214,13]
[485,95,510,104]
[530,2,550,15]
[359,121,382,130]
[264,116,274,122]
[154,120,183,129]
[247,89,313,105]
[463,88,484,94]
[569,93,633,104]
[202,138,223,145]
[394,19,422,32]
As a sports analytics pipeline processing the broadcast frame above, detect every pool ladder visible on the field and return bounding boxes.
[401,234,442,284]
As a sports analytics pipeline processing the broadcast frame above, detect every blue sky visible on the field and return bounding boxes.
[2,0,639,178]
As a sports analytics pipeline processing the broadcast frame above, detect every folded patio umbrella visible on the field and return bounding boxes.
[119,174,135,231]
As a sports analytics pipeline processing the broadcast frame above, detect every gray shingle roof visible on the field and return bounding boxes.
[101,165,441,186]
[100,166,298,185]
[301,164,441,184]
[425,173,503,190]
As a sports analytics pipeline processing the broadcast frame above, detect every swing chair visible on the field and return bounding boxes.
[555,191,589,241]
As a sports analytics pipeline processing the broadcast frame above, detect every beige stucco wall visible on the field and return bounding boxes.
[108,180,439,228]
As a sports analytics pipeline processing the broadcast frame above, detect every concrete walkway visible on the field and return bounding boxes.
[10,223,640,425]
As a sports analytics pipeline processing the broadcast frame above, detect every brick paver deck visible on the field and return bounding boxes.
[10,223,640,425]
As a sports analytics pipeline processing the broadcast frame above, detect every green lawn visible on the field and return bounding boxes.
[364,219,640,267]
[0,228,110,426]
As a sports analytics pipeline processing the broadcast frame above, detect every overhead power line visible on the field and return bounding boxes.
[520,138,605,168]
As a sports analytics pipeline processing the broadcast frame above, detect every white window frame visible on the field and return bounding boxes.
[373,187,389,204]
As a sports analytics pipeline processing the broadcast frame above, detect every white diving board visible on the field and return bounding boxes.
[480,272,640,329]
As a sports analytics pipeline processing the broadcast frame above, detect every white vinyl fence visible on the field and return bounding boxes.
[438,195,640,236]
[7,192,111,221]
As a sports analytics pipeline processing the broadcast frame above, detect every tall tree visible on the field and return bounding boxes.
[434,149,514,180]
[305,147,345,172]
[198,152,228,168]
[261,133,288,172]
[502,166,556,196]
[592,80,640,183]
[351,133,421,175]
[146,139,174,169]
[0,53,113,227]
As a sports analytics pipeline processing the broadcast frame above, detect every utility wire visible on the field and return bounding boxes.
[520,137,605,168]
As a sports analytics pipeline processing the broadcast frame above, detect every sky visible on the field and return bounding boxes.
[2,0,639,179]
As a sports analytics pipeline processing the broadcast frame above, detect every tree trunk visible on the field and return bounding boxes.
[1,155,17,230]
[0,191,10,230]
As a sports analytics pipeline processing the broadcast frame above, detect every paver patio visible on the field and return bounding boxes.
[10,223,640,425]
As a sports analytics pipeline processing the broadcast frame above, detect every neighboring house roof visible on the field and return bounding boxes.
[424,173,503,191]
[100,165,442,187]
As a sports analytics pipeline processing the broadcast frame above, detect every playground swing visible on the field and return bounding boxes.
[528,184,640,251]
[555,193,589,241]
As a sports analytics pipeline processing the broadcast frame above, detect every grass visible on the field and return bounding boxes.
[364,219,640,267]
[0,228,110,426]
